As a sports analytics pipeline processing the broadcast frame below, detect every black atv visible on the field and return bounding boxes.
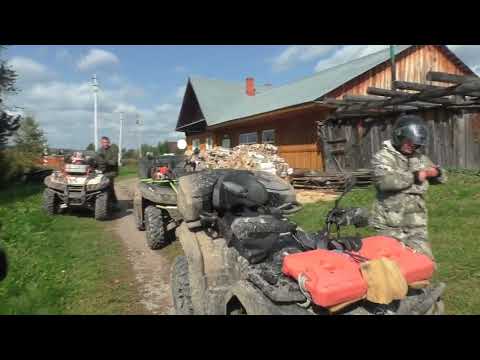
[133,155,193,250]
[171,170,446,315]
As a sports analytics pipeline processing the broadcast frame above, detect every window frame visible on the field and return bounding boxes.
[221,135,231,149]
[261,129,275,144]
[206,136,213,150]
[239,132,258,145]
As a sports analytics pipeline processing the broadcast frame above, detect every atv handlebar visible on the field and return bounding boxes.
[276,202,304,215]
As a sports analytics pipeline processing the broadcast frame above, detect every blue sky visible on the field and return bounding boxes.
[3,45,480,149]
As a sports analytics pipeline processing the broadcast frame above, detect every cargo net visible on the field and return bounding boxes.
[186,144,292,178]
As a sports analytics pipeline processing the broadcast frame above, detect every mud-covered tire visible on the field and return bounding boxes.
[171,256,194,315]
[145,205,169,249]
[43,188,59,215]
[94,192,110,221]
[134,200,145,231]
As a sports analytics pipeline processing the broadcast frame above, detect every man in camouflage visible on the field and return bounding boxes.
[96,136,119,210]
[370,115,447,260]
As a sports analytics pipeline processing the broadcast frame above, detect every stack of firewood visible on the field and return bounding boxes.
[197,144,291,177]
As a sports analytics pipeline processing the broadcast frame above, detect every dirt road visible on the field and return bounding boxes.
[108,178,182,315]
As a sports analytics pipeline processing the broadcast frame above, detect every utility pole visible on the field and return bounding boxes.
[390,45,396,90]
[390,45,397,113]
[118,112,124,167]
[92,74,99,151]
[136,113,143,159]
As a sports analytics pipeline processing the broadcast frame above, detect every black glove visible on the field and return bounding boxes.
[338,236,363,252]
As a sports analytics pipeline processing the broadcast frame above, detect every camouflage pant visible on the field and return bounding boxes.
[106,175,118,204]
[372,224,434,260]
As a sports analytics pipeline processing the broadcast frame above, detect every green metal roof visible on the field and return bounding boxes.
[187,45,412,127]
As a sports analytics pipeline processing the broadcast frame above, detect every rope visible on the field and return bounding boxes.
[297,273,313,308]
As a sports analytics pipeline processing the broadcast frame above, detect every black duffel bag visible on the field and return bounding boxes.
[227,214,298,264]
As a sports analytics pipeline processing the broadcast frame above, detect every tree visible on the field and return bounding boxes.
[157,140,169,155]
[0,46,20,149]
[14,116,46,156]
[86,143,95,151]
[123,149,137,159]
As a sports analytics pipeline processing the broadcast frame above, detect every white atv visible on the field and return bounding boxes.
[42,152,112,220]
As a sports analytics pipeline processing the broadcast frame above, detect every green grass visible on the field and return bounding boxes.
[290,173,480,315]
[118,163,138,179]
[0,184,143,315]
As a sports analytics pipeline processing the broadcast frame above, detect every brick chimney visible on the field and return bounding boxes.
[246,77,256,96]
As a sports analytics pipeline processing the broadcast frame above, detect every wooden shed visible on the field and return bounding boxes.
[175,45,479,171]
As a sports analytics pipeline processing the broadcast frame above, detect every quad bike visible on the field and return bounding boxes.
[42,152,112,221]
[171,170,446,315]
[133,155,194,250]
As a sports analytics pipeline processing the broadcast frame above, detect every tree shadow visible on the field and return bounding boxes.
[0,183,43,206]
[59,199,133,221]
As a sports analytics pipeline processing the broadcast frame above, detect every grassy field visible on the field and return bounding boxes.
[118,162,138,179]
[290,172,480,315]
[0,183,143,315]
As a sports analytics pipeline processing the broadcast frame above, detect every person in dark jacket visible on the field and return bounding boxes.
[96,136,119,209]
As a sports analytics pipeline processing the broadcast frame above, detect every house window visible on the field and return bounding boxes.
[192,138,200,150]
[221,135,231,149]
[206,136,213,150]
[262,129,275,144]
[239,132,258,145]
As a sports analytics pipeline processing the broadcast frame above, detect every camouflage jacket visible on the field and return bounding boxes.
[370,140,446,229]
[96,146,118,177]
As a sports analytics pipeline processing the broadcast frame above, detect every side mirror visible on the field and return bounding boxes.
[0,247,8,282]
[222,181,248,198]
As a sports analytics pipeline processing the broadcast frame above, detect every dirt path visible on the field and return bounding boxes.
[108,177,182,315]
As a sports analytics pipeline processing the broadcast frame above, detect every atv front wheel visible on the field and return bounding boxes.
[144,206,171,250]
[134,199,145,231]
[43,189,59,215]
[171,256,194,315]
[95,192,110,221]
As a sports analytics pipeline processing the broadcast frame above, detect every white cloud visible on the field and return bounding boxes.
[271,45,338,72]
[77,48,119,71]
[314,45,388,72]
[6,74,183,149]
[176,85,186,99]
[155,104,175,112]
[447,45,480,75]
[7,56,53,83]
[271,45,392,73]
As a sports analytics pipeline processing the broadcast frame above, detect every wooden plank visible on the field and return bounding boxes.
[394,80,480,97]
[343,95,385,102]
[454,110,466,168]
[367,87,455,105]
[426,71,479,84]
[346,82,480,114]
[426,110,436,164]
[447,111,455,168]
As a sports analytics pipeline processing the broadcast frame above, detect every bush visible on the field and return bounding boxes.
[121,158,138,167]
[0,149,39,187]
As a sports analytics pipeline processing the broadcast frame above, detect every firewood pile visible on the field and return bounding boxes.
[195,144,292,177]
[291,169,374,191]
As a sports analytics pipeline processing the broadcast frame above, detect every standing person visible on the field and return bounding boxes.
[96,136,120,211]
[370,115,447,260]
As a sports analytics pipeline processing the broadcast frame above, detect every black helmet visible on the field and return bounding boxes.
[193,148,200,155]
[392,115,429,148]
